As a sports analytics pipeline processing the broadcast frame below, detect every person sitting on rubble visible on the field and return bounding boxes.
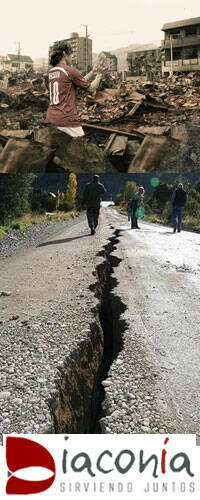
[46,41,98,138]
[82,175,106,235]
[130,186,145,229]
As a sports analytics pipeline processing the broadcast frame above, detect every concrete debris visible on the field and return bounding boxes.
[11,91,49,111]
[0,138,54,173]
[105,134,128,171]
[0,69,200,172]
[0,90,12,105]
[128,135,188,173]
[34,126,116,173]
[0,129,33,139]
[137,125,170,135]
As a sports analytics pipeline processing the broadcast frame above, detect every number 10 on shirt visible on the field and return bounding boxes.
[49,81,59,105]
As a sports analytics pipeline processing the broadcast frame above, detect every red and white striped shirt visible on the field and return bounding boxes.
[46,63,90,127]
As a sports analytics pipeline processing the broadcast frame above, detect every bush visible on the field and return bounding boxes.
[29,191,56,213]
[185,199,200,217]
[148,183,173,211]
[162,201,172,222]
[194,181,200,193]
[58,200,74,212]
[0,174,34,225]
[29,191,44,213]
[10,222,21,230]
[75,194,84,211]
[115,193,123,204]
[124,181,137,202]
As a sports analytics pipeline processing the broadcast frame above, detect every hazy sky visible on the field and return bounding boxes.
[1,0,200,59]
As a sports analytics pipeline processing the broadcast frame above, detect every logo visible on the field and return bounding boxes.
[0,434,198,499]
[6,437,56,495]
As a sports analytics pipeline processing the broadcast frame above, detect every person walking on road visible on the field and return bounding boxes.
[127,199,132,222]
[46,41,98,138]
[171,183,187,233]
[130,186,145,229]
[83,175,106,235]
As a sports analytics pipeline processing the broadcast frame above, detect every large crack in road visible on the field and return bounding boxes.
[0,208,199,440]
[0,210,128,437]
[49,229,128,433]
[99,210,200,441]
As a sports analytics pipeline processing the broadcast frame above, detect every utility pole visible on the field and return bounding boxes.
[170,35,173,78]
[81,24,89,73]
[17,41,21,73]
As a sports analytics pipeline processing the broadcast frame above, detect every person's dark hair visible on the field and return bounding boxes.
[49,41,73,67]
[93,175,100,183]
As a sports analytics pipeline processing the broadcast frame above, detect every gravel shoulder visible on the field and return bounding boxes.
[0,211,112,436]
[0,215,85,260]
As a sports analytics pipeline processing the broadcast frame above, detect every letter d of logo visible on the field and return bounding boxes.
[6,437,56,494]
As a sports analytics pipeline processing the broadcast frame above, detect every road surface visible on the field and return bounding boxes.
[0,207,199,439]
[101,209,200,440]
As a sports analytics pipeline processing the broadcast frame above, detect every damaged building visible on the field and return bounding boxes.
[1,20,200,174]
[127,46,161,78]
[161,16,200,76]
[0,54,33,73]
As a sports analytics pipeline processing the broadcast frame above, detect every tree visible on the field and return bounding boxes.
[66,173,77,208]
[0,174,34,225]
[148,182,173,212]
[56,190,64,209]
[123,181,137,202]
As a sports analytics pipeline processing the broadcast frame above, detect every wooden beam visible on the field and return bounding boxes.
[83,123,145,141]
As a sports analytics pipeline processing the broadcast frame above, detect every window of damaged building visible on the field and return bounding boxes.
[185,26,197,37]
[182,46,198,61]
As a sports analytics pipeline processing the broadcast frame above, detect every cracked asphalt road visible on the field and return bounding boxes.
[0,211,112,435]
[103,209,200,440]
[0,207,199,440]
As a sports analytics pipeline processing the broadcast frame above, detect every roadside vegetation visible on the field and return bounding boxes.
[0,173,81,241]
[116,179,200,232]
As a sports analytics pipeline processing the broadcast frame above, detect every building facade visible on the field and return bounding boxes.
[50,32,92,73]
[161,17,200,75]
[0,54,33,73]
[127,47,161,77]
[34,58,49,72]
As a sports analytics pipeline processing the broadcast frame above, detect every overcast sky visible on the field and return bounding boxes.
[1,0,200,59]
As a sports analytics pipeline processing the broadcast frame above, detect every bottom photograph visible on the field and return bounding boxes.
[0,172,200,440]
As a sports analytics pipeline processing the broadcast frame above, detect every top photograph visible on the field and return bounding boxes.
[0,0,200,174]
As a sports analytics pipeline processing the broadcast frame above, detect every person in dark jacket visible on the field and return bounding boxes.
[171,183,187,233]
[130,186,145,229]
[83,175,106,235]
[127,199,132,222]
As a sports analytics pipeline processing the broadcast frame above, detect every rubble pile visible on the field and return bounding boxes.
[78,71,200,125]
[0,70,200,172]
[0,125,115,174]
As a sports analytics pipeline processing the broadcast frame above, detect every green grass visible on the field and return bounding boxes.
[116,206,200,233]
[145,214,200,233]
[0,211,81,241]
[0,225,6,241]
